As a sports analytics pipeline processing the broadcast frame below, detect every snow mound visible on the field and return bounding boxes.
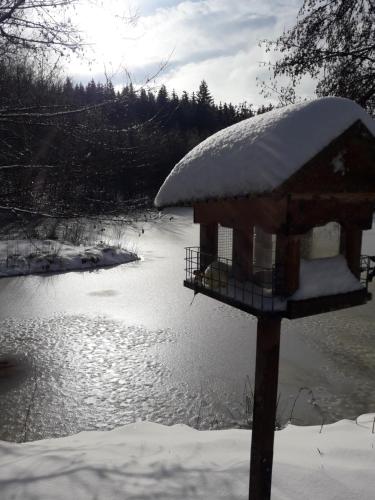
[0,240,138,277]
[292,255,363,300]
[155,97,375,207]
[1,417,374,499]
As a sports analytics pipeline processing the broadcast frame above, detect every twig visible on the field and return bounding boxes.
[319,416,324,434]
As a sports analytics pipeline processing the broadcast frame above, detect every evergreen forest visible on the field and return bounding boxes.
[0,61,273,217]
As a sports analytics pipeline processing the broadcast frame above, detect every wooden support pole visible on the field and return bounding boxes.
[275,235,300,295]
[249,316,281,500]
[199,223,218,270]
[286,236,300,295]
[254,226,273,269]
[233,226,253,280]
[343,227,362,278]
[275,235,287,295]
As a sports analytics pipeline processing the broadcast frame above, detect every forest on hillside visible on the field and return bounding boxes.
[1,0,372,219]
[0,59,273,217]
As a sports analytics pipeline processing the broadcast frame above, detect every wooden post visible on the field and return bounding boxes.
[285,236,300,294]
[254,226,273,269]
[343,226,362,278]
[200,223,218,270]
[233,226,253,280]
[275,235,287,295]
[249,316,281,500]
[275,235,300,295]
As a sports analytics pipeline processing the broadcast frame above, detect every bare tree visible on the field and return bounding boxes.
[261,0,375,114]
[0,2,84,220]
[0,0,82,58]
[0,3,167,220]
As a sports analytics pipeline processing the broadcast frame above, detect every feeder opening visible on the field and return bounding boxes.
[218,225,233,261]
[301,222,341,260]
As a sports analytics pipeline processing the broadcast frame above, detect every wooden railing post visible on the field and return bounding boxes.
[275,234,300,295]
[199,223,218,270]
[343,226,362,278]
[233,225,253,280]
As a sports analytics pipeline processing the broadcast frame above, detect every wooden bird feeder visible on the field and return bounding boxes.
[155,98,375,500]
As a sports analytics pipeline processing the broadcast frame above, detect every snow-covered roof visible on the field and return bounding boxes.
[155,97,375,208]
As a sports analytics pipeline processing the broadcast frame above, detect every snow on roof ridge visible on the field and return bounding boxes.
[155,97,375,208]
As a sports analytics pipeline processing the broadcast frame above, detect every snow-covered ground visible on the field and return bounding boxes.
[0,239,138,277]
[1,415,374,500]
[0,210,374,500]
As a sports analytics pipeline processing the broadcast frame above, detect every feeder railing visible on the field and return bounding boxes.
[360,255,375,288]
[184,247,286,313]
[185,248,373,315]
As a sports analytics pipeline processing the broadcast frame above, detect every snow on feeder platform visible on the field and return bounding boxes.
[155,97,375,500]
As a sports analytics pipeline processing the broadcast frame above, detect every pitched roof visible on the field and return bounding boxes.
[155,97,375,208]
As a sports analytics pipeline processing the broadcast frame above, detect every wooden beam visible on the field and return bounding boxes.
[184,281,371,319]
[275,234,300,295]
[343,226,362,278]
[249,316,281,500]
[199,223,218,270]
[275,235,287,296]
[286,288,370,319]
[232,226,253,280]
[286,236,300,294]
[194,197,287,234]
[286,196,374,234]
[254,227,273,268]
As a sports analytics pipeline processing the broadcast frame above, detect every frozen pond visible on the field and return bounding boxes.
[0,208,374,441]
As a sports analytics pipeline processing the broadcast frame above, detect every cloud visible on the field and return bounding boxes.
[164,47,267,106]
[130,1,279,66]
[68,0,312,106]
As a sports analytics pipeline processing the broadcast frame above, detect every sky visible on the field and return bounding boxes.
[67,0,314,107]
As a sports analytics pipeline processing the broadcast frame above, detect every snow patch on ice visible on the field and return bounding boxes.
[155,97,375,207]
[0,239,138,277]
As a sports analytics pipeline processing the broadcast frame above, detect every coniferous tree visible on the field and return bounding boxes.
[196,80,215,131]
[0,59,267,215]
[157,85,169,108]
[196,80,213,105]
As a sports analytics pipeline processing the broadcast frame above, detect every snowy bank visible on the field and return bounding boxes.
[0,416,374,499]
[0,239,138,277]
[155,97,375,207]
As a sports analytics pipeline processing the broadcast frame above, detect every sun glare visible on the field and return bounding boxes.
[67,2,143,78]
